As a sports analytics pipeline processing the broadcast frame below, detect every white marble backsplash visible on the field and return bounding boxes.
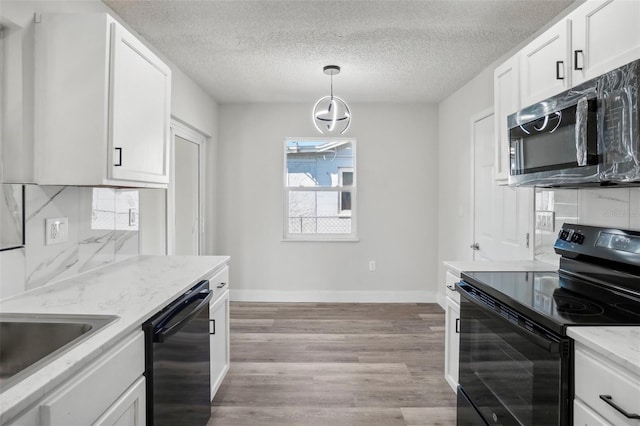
[0,184,23,250]
[0,185,139,299]
[535,187,640,262]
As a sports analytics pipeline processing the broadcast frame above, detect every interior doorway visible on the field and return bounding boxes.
[168,121,205,255]
[471,108,533,261]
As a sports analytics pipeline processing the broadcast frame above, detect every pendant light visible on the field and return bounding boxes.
[312,65,351,135]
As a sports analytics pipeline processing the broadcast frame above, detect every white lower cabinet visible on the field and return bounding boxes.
[6,331,145,426]
[93,377,146,426]
[574,398,612,426]
[208,266,231,400]
[444,269,461,392]
[574,343,640,426]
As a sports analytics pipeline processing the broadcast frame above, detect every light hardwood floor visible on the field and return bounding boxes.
[209,303,457,426]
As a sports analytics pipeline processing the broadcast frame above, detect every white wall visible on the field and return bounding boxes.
[437,67,494,286]
[217,103,439,302]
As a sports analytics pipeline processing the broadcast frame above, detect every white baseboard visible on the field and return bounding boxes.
[229,289,438,303]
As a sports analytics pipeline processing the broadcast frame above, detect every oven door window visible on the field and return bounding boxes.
[459,297,567,426]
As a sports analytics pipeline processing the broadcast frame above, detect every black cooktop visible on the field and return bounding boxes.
[460,270,640,335]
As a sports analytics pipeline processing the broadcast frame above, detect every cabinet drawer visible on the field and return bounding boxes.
[574,398,613,426]
[445,271,460,303]
[209,266,229,292]
[574,346,640,426]
[40,331,145,426]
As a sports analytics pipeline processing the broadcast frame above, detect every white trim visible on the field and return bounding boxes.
[230,289,438,303]
[168,119,207,255]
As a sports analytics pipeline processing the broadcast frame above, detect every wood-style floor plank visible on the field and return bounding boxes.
[209,302,456,425]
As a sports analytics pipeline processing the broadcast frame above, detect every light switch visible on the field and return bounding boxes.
[45,217,69,245]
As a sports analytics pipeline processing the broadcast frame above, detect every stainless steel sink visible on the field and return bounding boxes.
[0,314,118,391]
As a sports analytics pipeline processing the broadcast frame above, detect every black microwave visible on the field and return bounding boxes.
[507,59,640,187]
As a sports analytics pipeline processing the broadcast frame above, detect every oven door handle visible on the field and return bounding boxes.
[457,283,562,354]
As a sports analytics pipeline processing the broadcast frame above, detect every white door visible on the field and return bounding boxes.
[472,110,498,261]
[109,22,170,184]
[472,110,533,261]
[520,19,571,106]
[493,54,520,182]
[174,135,200,255]
[571,0,640,85]
[168,122,205,256]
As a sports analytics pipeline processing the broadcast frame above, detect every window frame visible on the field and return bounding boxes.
[283,137,357,242]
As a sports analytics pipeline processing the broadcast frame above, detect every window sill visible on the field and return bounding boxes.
[282,237,360,243]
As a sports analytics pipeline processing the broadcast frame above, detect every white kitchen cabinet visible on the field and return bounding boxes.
[33,13,171,187]
[493,54,520,182]
[571,0,640,85]
[574,398,613,426]
[574,343,640,426]
[443,269,460,392]
[6,331,145,426]
[520,19,571,106]
[209,266,230,400]
[93,377,146,426]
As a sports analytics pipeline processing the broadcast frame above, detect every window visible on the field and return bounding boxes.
[284,138,357,240]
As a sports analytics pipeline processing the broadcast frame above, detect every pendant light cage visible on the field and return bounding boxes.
[312,65,351,135]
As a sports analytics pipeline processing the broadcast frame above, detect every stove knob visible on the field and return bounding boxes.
[571,233,584,244]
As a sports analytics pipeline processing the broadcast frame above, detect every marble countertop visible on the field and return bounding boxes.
[0,255,229,424]
[568,326,640,377]
[443,259,558,275]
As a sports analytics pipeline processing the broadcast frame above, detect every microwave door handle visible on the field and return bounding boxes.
[457,284,561,354]
[575,97,589,166]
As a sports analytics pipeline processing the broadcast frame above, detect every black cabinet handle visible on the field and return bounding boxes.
[446,284,456,292]
[556,61,564,80]
[599,395,640,419]
[114,147,122,166]
[210,319,216,335]
[574,50,583,70]
[217,282,227,289]
[455,318,460,334]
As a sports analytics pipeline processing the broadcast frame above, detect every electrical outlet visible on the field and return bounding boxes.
[369,261,376,272]
[45,217,69,245]
[128,208,138,227]
[535,211,555,232]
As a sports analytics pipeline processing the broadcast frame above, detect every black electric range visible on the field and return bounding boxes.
[460,269,640,336]
[455,224,640,426]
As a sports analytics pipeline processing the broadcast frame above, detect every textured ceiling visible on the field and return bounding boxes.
[104,0,574,104]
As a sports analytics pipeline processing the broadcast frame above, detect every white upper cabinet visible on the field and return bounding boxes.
[571,0,640,85]
[34,13,171,187]
[493,55,520,182]
[520,19,571,107]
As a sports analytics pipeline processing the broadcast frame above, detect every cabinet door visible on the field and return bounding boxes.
[493,55,520,181]
[444,297,460,392]
[574,398,613,426]
[40,332,144,426]
[520,19,571,106]
[109,22,171,184]
[571,0,640,85]
[210,289,230,400]
[93,377,146,426]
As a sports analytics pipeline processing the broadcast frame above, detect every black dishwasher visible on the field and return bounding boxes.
[143,280,213,426]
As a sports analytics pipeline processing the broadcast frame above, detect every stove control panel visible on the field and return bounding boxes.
[555,223,640,264]
[558,228,585,244]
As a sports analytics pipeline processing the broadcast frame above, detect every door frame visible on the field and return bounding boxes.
[469,107,494,261]
[167,119,206,255]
